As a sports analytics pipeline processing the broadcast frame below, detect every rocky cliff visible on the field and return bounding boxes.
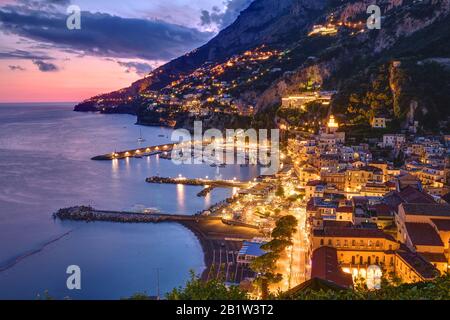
[75,0,450,133]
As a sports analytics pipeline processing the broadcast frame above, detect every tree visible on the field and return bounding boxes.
[282,275,450,300]
[261,239,292,253]
[250,215,298,298]
[166,271,248,300]
[250,252,282,299]
[127,293,155,300]
[393,149,405,168]
[271,215,298,241]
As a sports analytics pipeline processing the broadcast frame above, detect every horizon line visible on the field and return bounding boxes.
[0,101,79,104]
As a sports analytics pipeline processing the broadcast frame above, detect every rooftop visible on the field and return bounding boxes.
[368,204,393,217]
[323,221,354,228]
[336,206,353,213]
[398,186,436,203]
[401,203,450,217]
[405,223,444,247]
[431,219,450,232]
[238,241,266,257]
[313,227,395,241]
[419,252,448,263]
[384,186,436,210]
[395,247,439,280]
[311,246,353,288]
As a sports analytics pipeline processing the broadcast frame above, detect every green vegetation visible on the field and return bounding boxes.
[250,252,283,299]
[146,274,450,300]
[250,215,298,299]
[333,59,450,134]
[282,275,450,300]
[126,293,156,300]
[165,271,248,300]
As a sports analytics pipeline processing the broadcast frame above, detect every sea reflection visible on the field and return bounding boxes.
[0,103,259,299]
[176,184,185,210]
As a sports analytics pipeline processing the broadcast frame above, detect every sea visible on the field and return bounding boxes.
[0,103,259,299]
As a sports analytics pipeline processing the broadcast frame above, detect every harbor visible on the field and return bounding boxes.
[54,206,262,283]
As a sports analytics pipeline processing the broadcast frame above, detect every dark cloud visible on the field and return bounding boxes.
[0,49,54,60]
[0,5,214,61]
[201,0,254,30]
[117,61,153,76]
[8,65,26,71]
[32,59,58,71]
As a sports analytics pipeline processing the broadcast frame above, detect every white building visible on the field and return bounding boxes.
[383,134,406,148]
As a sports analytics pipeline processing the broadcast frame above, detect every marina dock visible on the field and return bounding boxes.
[145,176,251,189]
[91,143,176,160]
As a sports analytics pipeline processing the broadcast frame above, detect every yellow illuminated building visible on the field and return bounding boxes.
[327,115,339,130]
[312,227,439,284]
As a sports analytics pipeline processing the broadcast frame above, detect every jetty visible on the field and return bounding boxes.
[145,176,250,189]
[91,143,176,160]
[53,206,262,283]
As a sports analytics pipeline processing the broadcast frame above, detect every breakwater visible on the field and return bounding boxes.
[54,206,213,223]
[145,176,250,188]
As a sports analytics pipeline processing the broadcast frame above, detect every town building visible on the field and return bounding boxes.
[383,134,406,148]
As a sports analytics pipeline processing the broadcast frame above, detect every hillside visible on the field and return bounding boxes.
[74,0,450,134]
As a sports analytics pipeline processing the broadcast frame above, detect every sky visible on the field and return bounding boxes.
[0,0,254,102]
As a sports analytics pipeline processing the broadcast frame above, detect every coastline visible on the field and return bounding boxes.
[54,207,261,284]
[178,220,260,282]
[177,220,215,281]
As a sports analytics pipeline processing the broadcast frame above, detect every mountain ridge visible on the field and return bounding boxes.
[75,0,450,134]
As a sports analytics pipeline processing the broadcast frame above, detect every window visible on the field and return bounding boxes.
[368,256,371,265]
[320,239,324,246]
[328,239,332,246]
[352,256,356,264]
[352,240,356,247]
[359,256,363,264]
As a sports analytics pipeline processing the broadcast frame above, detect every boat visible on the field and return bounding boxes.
[158,134,165,137]
[137,129,146,143]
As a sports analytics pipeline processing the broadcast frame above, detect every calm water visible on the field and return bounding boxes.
[0,103,258,299]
